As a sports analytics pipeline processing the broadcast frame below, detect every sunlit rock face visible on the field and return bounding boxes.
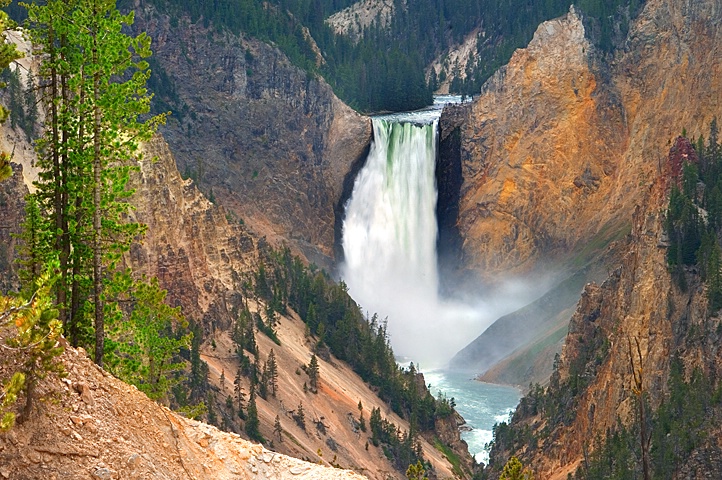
[448,0,722,282]
[452,6,626,280]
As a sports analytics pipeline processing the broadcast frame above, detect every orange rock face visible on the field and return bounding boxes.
[454,0,722,281]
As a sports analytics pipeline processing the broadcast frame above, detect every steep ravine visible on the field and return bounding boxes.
[126,136,472,480]
[0,131,471,479]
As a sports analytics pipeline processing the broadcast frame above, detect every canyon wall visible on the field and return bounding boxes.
[126,137,471,480]
[447,1,721,281]
[459,0,722,476]
[488,138,722,479]
[133,2,371,268]
[452,5,626,279]
[128,136,257,329]
[444,0,722,385]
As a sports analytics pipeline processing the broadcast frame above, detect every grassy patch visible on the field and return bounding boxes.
[433,438,466,477]
[570,219,631,269]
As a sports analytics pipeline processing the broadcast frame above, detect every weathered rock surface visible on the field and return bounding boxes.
[326,0,395,42]
[451,5,627,279]
[1,134,467,480]
[448,0,722,281]
[126,137,470,480]
[445,0,722,386]
[482,13,722,465]
[0,163,27,294]
[133,2,371,268]
[0,339,369,480]
[489,137,722,478]
[128,135,256,329]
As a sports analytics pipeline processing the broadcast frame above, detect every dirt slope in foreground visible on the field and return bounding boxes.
[0,341,367,480]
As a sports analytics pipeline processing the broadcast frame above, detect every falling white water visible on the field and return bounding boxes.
[342,100,493,368]
[343,118,439,301]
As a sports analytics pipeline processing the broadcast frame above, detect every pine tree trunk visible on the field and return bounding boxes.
[49,26,68,327]
[70,64,87,349]
[92,29,104,368]
[59,32,72,336]
[19,374,36,424]
[640,397,650,480]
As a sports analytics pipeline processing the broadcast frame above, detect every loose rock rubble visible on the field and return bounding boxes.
[0,341,368,480]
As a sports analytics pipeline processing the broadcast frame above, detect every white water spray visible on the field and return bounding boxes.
[342,106,493,368]
[343,119,439,301]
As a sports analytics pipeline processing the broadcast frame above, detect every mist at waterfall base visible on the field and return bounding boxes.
[341,101,540,369]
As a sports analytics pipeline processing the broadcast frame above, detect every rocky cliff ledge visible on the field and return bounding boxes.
[133,2,371,268]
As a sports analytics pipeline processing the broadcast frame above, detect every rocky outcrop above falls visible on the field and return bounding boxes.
[446,0,722,281]
[450,6,627,280]
[132,3,371,268]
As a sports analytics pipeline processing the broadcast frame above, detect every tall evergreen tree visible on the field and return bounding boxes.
[24,0,165,366]
[273,414,283,442]
[245,389,262,441]
[307,353,319,393]
[267,348,278,397]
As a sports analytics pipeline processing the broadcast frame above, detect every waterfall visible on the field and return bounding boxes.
[342,118,439,300]
[342,116,465,367]
[341,99,540,368]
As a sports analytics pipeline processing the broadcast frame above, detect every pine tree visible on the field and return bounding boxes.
[267,348,278,397]
[245,389,263,442]
[258,361,269,399]
[244,311,257,356]
[307,354,319,393]
[234,367,245,417]
[110,277,191,402]
[500,456,534,480]
[406,460,428,480]
[189,320,208,402]
[274,414,283,442]
[17,195,49,288]
[293,401,306,430]
[24,0,165,367]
